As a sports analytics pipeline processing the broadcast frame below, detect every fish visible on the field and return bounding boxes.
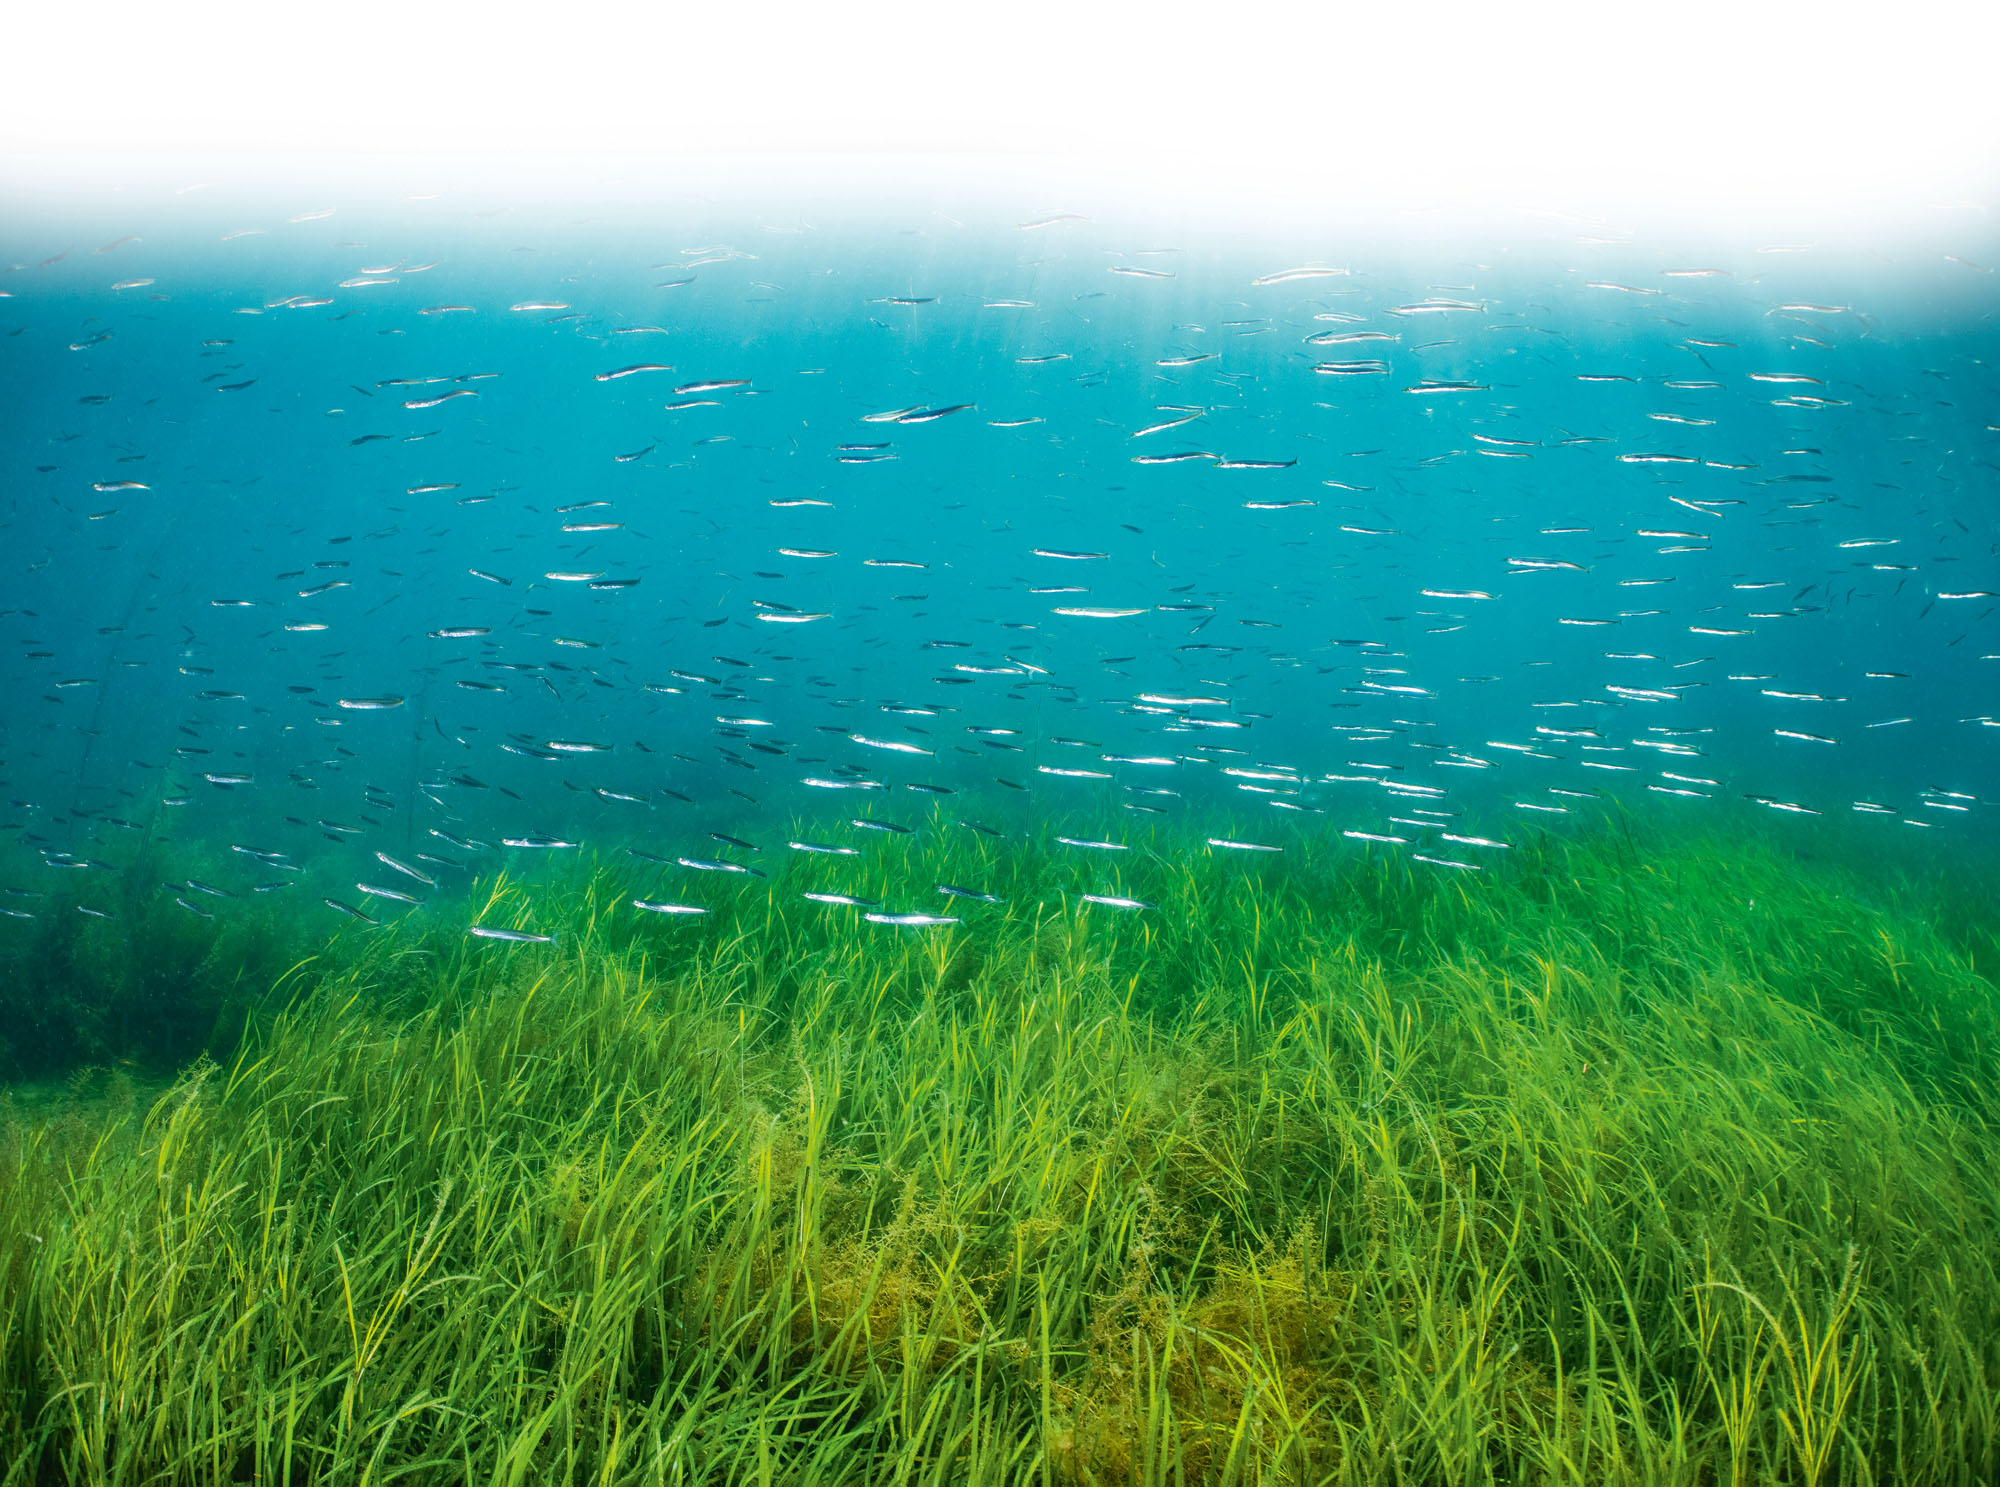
[849,734,932,755]
[374,852,437,885]
[937,884,1003,903]
[678,857,764,876]
[357,882,424,906]
[1252,267,1347,285]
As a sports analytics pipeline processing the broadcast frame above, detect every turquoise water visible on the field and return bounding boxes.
[2,186,1994,1010]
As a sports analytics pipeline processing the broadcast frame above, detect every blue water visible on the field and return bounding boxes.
[3,184,1995,918]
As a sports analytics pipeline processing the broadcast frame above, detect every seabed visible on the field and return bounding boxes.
[1,814,1995,1485]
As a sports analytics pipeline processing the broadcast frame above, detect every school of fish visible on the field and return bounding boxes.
[1,195,1993,942]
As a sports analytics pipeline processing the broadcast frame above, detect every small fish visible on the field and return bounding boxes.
[357,882,423,906]
[678,857,763,875]
[850,733,933,755]
[937,884,1002,903]
[468,926,556,943]
[375,851,437,885]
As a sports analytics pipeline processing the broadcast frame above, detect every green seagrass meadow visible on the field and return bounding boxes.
[2,818,1996,1484]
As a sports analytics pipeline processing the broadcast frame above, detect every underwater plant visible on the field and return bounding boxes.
[0,819,1994,1484]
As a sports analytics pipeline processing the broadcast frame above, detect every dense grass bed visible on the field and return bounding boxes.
[2,823,1997,1484]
